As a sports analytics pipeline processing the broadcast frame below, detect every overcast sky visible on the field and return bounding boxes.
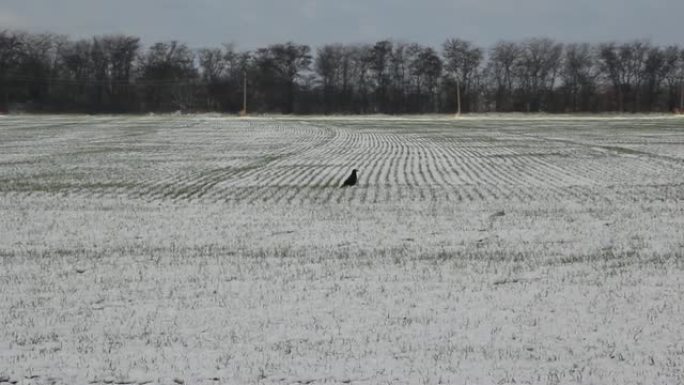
[1,0,682,49]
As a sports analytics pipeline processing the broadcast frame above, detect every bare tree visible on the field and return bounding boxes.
[642,45,668,111]
[368,40,393,113]
[408,44,442,113]
[343,44,373,113]
[138,41,197,111]
[487,41,521,112]
[1,29,683,114]
[516,38,563,112]
[442,39,483,113]
[389,42,411,113]
[623,41,650,112]
[253,42,311,113]
[0,31,24,110]
[598,41,650,112]
[315,44,344,114]
[87,35,139,111]
[198,47,228,110]
[675,48,684,113]
[561,43,598,112]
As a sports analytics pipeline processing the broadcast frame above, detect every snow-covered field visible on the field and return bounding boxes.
[1,115,683,385]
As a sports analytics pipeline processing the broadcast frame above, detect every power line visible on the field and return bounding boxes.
[1,72,233,86]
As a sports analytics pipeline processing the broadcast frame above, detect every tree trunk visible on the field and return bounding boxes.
[456,79,461,115]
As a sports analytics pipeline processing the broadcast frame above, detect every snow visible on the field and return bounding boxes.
[0,115,683,384]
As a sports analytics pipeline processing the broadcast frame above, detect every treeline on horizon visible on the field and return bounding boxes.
[1,30,683,114]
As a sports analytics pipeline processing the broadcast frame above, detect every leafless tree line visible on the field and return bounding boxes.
[1,30,683,114]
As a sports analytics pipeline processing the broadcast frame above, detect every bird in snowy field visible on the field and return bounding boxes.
[341,169,358,187]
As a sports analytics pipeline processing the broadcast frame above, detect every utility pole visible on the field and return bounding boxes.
[680,76,683,113]
[240,70,247,116]
[455,78,462,116]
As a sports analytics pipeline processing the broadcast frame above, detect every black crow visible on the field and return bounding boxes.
[341,169,358,187]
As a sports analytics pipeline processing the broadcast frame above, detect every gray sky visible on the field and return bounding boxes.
[1,0,682,49]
